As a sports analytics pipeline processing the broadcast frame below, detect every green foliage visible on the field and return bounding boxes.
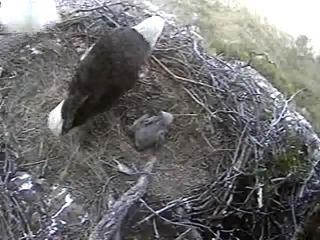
[250,132,311,198]
[270,149,309,179]
[156,0,320,130]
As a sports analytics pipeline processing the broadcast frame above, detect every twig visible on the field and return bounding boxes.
[183,87,222,121]
[174,229,192,240]
[152,56,214,89]
[88,156,157,240]
[264,88,305,140]
[271,88,305,128]
[153,218,160,239]
[11,196,34,239]
[134,200,180,227]
[139,198,196,229]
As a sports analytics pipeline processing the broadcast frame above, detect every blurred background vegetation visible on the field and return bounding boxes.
[153,0,320,130]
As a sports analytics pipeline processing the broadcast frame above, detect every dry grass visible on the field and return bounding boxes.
[0,1,320,239]
[0,2,224,239]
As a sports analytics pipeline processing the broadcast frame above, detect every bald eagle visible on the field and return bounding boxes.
[48,16,165,136]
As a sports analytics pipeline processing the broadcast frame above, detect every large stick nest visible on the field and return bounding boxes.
[1,1,320,239]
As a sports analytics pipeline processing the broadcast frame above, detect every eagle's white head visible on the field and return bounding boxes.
[132,16,165,49]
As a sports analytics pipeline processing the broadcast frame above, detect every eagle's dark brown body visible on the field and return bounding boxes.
[48,16,165,136]
[61,28,150,133]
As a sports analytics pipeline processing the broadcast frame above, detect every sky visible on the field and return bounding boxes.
[240,0,320,51]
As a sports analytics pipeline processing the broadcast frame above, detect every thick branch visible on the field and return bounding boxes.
[89,156,157,240]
